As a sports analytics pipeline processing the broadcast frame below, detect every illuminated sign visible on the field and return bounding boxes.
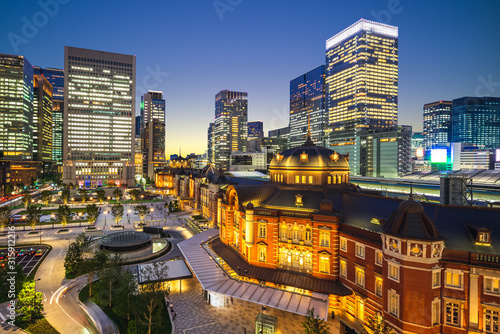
[430,148,448,163]
[416,148,424,158]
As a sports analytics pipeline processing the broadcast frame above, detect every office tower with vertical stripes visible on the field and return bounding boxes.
[141,90,166,178]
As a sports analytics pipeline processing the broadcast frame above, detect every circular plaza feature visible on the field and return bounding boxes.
[100,231,152,253]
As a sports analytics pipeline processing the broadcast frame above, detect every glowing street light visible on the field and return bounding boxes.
[104,210,108,226]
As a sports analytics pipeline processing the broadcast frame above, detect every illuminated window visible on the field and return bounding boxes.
[320,231,330,247]
[375,277,383,297]
[301,175,306,184]
[375,250,383,266]
[305,227,312,243]
[340,237,347,251]
[356,297,364,321]
[328,176,332,184]
[319,255,330,274]
[388,263,399,282]
[485,309,499,333]
[293,225,300,242]
[355,267,365,288]
[340,259,347,278]
[308,175,313,184]
[445,302,460,326]
[445,270,463,289]
[259,245,267,262]
[485,278,500,295]
[432,299,440,325]
[432,270,441,288]
[295,175,300,183]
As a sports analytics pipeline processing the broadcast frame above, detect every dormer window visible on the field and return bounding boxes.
[295,194,303,206]
[479,231,490,243]
[466,222,492,246]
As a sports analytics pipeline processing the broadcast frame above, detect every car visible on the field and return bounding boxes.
[35,249,44,257]
[0,251,6,260]
[17,249,26,257]
[27,248,35,256]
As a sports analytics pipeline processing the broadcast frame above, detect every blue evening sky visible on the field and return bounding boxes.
[1,0,499,156]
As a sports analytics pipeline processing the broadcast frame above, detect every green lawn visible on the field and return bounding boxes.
[17,318,60,334]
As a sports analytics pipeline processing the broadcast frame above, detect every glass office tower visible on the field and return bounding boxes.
[248,121,263,139]
[0,54,34,161]
[63,46,136,187]
[289,65,325,147]
[325,19,398,132]
[141,90,166,178]
[452,97,500,149]
[214,90,248,170]
[33,74,53,162]
[34,67,64,164]
[423,101,452,150]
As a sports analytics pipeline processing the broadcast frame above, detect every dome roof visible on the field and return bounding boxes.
[270,139,349,170]
[382,198,443,241]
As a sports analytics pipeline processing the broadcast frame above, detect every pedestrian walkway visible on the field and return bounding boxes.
[169,278,341,334]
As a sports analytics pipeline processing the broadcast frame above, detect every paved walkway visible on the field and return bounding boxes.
[169,278,341,334]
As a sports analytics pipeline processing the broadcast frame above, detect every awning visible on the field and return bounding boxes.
[178,230,330,320]
[137,259,192,285]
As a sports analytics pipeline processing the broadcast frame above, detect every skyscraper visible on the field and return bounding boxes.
[207,122,215,164]
[247,121,263,139]
[289,65,326,147]
[63,46,135,187]
[214,90,248,170]
[423,101,452,149]
[0,54,34,161]
[325,19,398,132]
[452,97,500,149]
[33,74,53,162]
[141,90,166,178]
[34,67,64,165]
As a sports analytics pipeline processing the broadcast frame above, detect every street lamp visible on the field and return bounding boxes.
[104,210,108,226]
[128,209,131,224]
[51,214,55,229]
[150,207,154,223]
[78,212,83,227]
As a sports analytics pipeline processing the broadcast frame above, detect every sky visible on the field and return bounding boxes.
[2,0,500,157]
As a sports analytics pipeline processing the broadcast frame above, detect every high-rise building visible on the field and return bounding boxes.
[0,54,34,161]
[135,115,141,138]
[33,74,53,162]
[140,90,166,178]
[423,101,452,149]
[214,90,248,170]
[208,122,215,164]
[289,65,326,147]
[34,67,64,165]
[452,97,500,149]
[63,46,135,187]
[268,126,290,150]
[325,19,398,133]
[248,121,263,139]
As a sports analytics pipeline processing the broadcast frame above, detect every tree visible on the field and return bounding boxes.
[40,190,52,206]
[113,188,122,202]
[61,187,70,205]
[16,281,44,323]
[114,270,137,321]
[96,189,106,204]
[56,204,72,228]
[0,206,12,234]
[96,254,124,308]
[26,205,43,232]
[22,190,32,209]
[129,189,141,202]
[5,184,14,195]
[78,188,88,204]
[111,203,124,225]
[301,308,330,334]
[363,313,394,334]
[86,203,99,226]
[138,262,170,334]
[64,232,88,276]
[82,250,108,298]
[134,205,149,224]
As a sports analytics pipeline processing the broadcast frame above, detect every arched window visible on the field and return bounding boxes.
[305,227,312,243]
[293,225,300,242]
[281,223,287,240]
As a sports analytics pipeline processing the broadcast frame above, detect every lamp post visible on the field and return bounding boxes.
[150,207,154,223]
[104,210,108,226]
[78,212,83,227]
[51,214,55,229]
[128,209,131,224]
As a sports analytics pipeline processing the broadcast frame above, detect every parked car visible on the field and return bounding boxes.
[17,249,26,257]
[35,249,44,257]
[27,248,35,256]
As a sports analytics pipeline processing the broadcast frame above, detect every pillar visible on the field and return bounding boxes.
[245,204,254,248]
[469,269,479,330]
[217,197,222,227]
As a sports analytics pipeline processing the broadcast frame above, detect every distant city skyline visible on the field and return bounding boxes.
[2,1,500,156]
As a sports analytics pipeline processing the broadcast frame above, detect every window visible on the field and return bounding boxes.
[328,176,332,184]
[432,270,441,288]
[375,277,383,297]
[340,259,347,278]
[301,175,306,184]
[388,290,399,318]
[259,246,267,262]
[355,267,365,288]
[485,278,500,295]
[340,237,347,251]
[305,228,312,243]
[355,243,365,259]
[293,226,300,242]
[258,224,267,239]
[308,175,313,184]
[356,298,364,321]
[375,250,383,266]
[295,175,300,184]
[479,232,490,243]
[280,223,287,240]
[432,299,440,325]
[319,255,330,274]
[445,270,463,289]
[445,302,460,326]
[485,309,499,333]
[388,263,399,282]
[320,232,330,247]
